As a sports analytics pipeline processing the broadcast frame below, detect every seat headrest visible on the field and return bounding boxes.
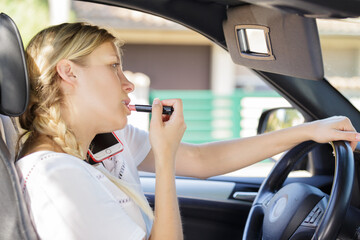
[0,13,29,117]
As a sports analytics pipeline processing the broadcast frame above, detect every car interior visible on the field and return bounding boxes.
[1,0,360,239]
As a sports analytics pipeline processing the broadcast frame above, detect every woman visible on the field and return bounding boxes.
[16,22,184,240]
[16,22,359,240]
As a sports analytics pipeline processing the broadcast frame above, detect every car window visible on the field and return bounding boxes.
[73,1,304,178]
[318,18,360,108]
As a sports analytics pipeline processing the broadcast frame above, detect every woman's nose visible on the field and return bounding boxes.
[122,75,135,93]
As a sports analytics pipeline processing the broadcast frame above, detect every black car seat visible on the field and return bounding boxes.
[0,13,38,240]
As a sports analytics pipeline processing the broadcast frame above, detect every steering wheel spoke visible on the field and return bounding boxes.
[253,189,275,206]
[290,197,328,239]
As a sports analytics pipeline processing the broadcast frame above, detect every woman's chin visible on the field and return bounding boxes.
[103,119,128,133]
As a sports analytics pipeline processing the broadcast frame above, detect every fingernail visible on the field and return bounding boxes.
[153,98,160,105]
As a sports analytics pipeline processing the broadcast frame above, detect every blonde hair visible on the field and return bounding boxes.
[18,22,153,219]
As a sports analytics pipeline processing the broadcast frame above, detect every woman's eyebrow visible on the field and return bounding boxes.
[107,55,120,61]
[107,55,123,67]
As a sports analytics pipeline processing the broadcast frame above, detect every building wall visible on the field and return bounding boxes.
[320,36,360,78]
[122,44,211,90]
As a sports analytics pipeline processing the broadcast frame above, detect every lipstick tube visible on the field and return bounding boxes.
[129,104,174,115]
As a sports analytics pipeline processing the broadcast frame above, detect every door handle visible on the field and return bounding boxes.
[232,191,257,202]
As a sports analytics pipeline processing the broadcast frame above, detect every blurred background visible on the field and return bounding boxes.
[2,0,360,176]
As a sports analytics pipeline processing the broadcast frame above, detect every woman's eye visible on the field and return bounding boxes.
[111,63,120,69]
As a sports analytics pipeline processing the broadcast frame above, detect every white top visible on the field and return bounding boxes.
[16,125,152,240]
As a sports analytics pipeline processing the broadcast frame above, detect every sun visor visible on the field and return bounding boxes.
[223,5,324,80]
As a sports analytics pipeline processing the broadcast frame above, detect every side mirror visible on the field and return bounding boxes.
[257,108,311,172]
[257,108,304,135]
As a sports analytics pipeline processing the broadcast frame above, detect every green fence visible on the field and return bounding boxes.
[150,89,281,144]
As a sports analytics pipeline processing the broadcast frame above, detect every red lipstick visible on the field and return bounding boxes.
[129,104,174,115]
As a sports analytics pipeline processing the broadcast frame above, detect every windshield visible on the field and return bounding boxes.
[318,18,360,108]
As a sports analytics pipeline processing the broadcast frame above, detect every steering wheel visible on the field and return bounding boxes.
[242,141,354,240]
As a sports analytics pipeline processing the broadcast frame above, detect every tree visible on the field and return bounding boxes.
[1,0,49,46]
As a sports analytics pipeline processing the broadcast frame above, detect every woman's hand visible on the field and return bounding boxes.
[148,98,185,240]
[149,98,186,165]
[308,116,360,150]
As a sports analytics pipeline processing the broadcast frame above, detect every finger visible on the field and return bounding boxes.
[150,98,163,126]
[332,116,356,133]
[350,141,357,151]
[335,130,360,141]
[161,98,184,118]
[160,98,177,106]
[161,99,183,110]
[332,130,360,151]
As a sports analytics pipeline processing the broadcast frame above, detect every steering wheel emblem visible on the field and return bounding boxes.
[269,196,287,222]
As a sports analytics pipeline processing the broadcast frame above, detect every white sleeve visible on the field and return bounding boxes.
[115,125,151,166]
[31,159,145,240]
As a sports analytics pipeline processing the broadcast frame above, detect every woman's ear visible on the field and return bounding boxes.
[56,59,77,86]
